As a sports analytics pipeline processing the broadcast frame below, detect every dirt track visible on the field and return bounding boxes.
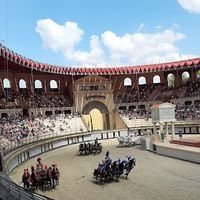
[10,139,200,200]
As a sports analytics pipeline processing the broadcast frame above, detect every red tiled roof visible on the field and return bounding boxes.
[0,44,200,75]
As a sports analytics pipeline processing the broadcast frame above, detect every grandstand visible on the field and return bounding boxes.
[0,43,200,135]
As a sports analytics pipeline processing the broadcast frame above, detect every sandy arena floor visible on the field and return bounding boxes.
[10,139,200,200]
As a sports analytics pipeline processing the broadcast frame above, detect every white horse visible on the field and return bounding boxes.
[118,134,142,146]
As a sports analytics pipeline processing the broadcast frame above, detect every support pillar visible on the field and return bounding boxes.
[171,122,175,140]
[165,122,168,141]
[153,122,157,135]
[159,123,163,139]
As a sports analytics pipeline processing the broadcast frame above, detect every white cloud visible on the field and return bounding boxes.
[36,19,196,67]
[101,29,187,65]
[36,19,105,66]
[178,0,200,14]
[36,19,84,54]
[71,35,105,65]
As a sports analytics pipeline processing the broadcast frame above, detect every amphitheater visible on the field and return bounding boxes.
[0,44,200,200]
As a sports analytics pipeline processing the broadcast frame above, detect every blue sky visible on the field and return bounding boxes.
[0,0,200,67]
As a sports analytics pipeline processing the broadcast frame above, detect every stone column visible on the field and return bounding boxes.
[171,122,175,140]
[159,122,163,140]
[153,122,157,141]
[160,123,163,132]
[165,122,168,140]
[153,122,157,135]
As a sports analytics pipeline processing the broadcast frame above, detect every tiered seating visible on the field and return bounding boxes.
[185,80,200,98]
[39,114,87,135]
[0,114,87,150]
[29,90,72,108]
[0,88,73,109]
[148,85,162,101]
[114,80,200,105]
[175,104,200,120]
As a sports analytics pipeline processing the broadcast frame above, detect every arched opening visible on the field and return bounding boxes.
[128,105,136,111]
[50,80,58,92]
[167,73,175,87]
[3,78,11,88]
[34,80,42,89]
[138,76,146,85]
[19,79,27,88]
[82,101,110,131]
[153,75,161,84]
[45,111,53,116]
[89,109,103,131]
[184,101,192,106]
[182,71,190,83]
[124,77,132,91]
[196,69,200,79]
[50,80,58,89]
[118,106,127,111]
[124,78,132,86]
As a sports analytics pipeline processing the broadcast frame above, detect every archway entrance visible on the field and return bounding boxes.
[82,101,110,131]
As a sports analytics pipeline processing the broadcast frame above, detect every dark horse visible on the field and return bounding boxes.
[119,158,136,179]
[77,142,102,155]
[93,163,113,183]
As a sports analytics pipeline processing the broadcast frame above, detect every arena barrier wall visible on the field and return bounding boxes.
[3,129,130,174]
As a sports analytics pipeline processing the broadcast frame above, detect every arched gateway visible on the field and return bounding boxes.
[73,75,126,131]
[82,101,110,131]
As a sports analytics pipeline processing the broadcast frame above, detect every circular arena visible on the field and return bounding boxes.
[9,140,200,200]
[0,44,200,200]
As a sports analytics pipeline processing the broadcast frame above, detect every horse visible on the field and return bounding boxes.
[111,161,120,180]
[93,162,113,183]
[123,158,136,179]
[76,143,85,155]
[77,142,102,155]
[92,143,102,155]
[115,157,136,179]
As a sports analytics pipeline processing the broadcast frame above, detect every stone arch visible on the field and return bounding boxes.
[34,80,42,89]
[82,101,109,114]
[124,77,132,86]
[167,73,175,87]
[50,80,58,89]
[138,76,146,85]
[19,79,27,88]
[181,71,190,83]
[153,75,161,84]
[82,101,110,130]
[3,78,11,88]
